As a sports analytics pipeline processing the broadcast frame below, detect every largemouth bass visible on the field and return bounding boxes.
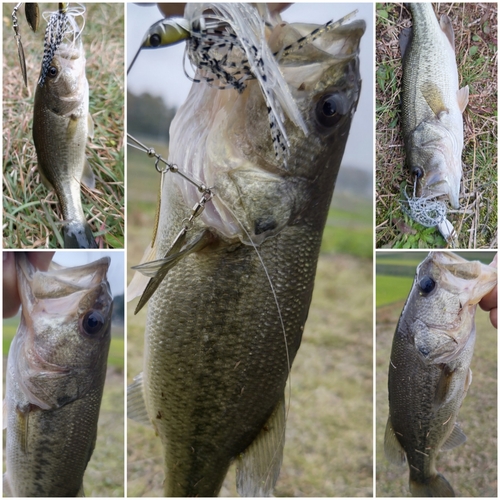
[4,254,112,497]
[384,252,497,497]
[33,8,97,248]
[128,4,364,496]
[401,3,469,209]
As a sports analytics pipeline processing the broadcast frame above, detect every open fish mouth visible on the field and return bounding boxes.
[425,252,497,306]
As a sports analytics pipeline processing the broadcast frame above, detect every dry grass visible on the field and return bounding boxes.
[376,255,497,496]
[2,3,124,248]
[376,3,497,248]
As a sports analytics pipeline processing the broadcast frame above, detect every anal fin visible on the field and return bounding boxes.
[236,396,286,497]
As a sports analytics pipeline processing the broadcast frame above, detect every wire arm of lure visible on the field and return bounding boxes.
[127,133,213,196]
[128,17,190,75]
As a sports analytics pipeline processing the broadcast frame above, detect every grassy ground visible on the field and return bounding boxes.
[127,140,373,496]
[2,320,124,497]
[376,3,497,248]
[376,253,497,496]
[3,3,124,248]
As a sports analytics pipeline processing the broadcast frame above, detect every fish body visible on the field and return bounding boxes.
[384,252,497,496]
[129,6,364,496]
[33,28,97,249]
[4,255,112,496]
[401,3,468,209]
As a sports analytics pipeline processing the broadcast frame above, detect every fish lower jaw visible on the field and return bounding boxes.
[418,180,460,209]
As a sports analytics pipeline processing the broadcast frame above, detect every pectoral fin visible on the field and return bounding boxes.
[441,423,466,451]
[433,364,455,409]
[457,86,469,113]
[421,81,448,117]
[236,396,286,497]
[81,159,96,190]
[383,417,406,466]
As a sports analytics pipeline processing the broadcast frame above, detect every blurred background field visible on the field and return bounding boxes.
[127,120,373,498]
[376,251,497,496]
[376,3,497,248]
[2,3,124,248]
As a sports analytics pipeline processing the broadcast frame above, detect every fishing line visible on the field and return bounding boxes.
[221,202,292,484]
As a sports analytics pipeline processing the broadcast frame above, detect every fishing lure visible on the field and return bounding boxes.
[38,3,85,86]
[400,178,458,247]
[12,2,40,86]
[129,4,357,167]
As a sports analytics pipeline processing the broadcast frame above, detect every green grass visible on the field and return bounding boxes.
[376,275,413,307]
[376,3,497,248]
[3,3,124,248]
[322,195,373,258]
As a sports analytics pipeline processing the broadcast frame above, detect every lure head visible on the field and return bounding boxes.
[128,17,190,74]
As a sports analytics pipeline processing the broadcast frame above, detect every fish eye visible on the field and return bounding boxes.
[315,93,347,127]
[81,310,105,336]
[418,276,436,295]
[48,66,58,78]
[150,33,161,47]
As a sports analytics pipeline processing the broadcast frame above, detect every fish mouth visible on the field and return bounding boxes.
[417,169,461,209]
[430,252,497,306]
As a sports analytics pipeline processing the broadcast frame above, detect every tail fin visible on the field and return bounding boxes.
[410,473,455,497]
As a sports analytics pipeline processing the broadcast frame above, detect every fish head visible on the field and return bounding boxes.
[13,255,113,410]
[36,39,87,117]
[405,252,496,359]
[166,13,365,245]
[407,120,462,209]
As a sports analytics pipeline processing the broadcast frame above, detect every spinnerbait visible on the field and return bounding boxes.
[128,5,357,165]
[400,177,457,247]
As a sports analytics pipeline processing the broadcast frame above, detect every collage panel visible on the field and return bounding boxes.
[127,3,373,497]
[376,3,497,249]
[2,3,124,249]
[3,250,125,496]
[376,251,497,497]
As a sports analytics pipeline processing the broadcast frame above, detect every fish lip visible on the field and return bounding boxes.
[417,164,461,208]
